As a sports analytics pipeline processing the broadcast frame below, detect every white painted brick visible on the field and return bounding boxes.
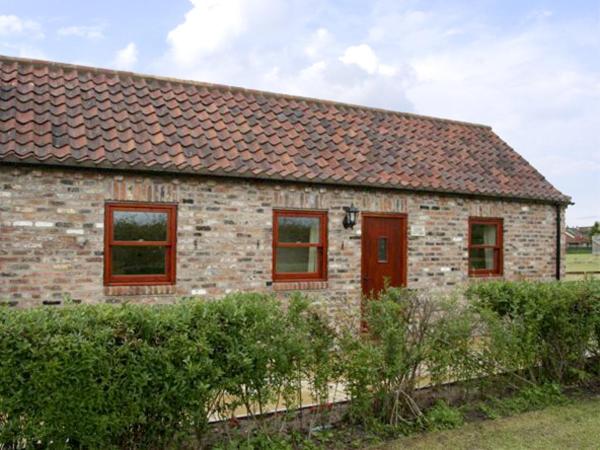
[0,191,11,197]
[66,229,84,235]
[13,221,33,227]
[452,236,463,242]
[191,289,207,296]
[34,221,54,227]
[94,223,104,228]
[410,225,426,237]
[440,267,451,272]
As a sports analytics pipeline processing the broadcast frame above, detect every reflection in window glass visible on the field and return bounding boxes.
[111,246,166,275]
[275,247,318,273]
[470,224,497,245]
[469,248,495,270]
[277,216,320,243]
[113,211,168,241]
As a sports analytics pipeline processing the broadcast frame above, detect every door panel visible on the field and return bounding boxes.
[361,214,407,297]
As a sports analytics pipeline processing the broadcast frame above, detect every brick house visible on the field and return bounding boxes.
[565,227,591,249]
[0,56,570,319]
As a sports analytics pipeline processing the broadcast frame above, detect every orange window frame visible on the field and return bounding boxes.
[272,209,328,282]
[468,217,503,277]
[104,202,177,286]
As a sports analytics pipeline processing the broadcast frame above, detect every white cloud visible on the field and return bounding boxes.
[166,0,277,66]
[0,15,45,57]
[57,25,104,40]
[304,28,333,58]
[157,1,598,225]
[339,44,397,76]
[0,43,46,59]
[403,20,600,226]
[340,44,379,74]
[0,14,43,38]
[112,42,138,70]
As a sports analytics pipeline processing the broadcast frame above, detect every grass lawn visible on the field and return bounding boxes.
[565,252,600,280]
[376,397,600,450]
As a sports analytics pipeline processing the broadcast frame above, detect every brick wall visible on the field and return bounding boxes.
[0,164,566,320]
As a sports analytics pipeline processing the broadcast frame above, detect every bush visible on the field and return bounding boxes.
[0,293,337,449]
[478,384,566,419]
[340,288,475,427]
[424,400,464,430]
[467,280,600,385]
[0,302,219,449]
[1,281,599,448]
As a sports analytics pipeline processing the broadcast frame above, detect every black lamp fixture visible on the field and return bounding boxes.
[343,204,359,229]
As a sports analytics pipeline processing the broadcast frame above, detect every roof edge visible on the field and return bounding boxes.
[0,157,572,205]
[0,53,493,130]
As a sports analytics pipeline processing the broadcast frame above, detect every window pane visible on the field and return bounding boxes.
[276,247,318,273]
[378,237,388,262]
[111,246,167,275]
[471,224,497,245]
[277,216,320,243]
[113,211,168,241]
[469,248,496,270]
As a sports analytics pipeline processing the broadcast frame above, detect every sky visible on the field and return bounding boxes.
[1,0,599,226]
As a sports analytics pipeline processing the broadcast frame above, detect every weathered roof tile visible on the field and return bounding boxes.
[0,55,569,203]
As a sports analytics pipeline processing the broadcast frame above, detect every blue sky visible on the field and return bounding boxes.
[1,0,599,226]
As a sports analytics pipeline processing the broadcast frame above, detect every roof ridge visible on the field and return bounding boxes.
[0,53,492,130]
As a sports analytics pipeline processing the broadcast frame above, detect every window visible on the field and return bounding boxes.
[104,202,177,286]
[377,237,388,262]
[468,217,503,276]
[273,210,327,281]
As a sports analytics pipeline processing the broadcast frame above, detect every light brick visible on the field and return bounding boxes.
[0,164,566,318]
[34,221,54,227]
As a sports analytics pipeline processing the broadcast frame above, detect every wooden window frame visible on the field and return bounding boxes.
[468,217,503,277]
[104,202,177,286]
[272,209,328,282]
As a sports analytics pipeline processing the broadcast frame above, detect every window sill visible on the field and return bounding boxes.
[104,284,177,296]
[272,280,329,291]
[469,273,504,279]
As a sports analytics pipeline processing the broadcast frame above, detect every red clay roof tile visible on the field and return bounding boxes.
[0,55,569,203]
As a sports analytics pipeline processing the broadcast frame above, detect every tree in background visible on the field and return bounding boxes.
[590,221,600,237]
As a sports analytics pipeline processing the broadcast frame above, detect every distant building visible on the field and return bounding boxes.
[566,227,592,249]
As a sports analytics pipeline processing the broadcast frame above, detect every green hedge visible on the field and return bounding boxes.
[0,294,336,449]
[466,280,600,384]
[566,247,592,254]
[0,281,599,448]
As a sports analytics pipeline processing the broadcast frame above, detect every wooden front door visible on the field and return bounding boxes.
[361,214,407,297]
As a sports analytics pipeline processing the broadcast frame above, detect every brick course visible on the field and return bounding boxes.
[0,164,566,320]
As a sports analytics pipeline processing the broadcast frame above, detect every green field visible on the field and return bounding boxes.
[566,251,600,280]
[379,397,600,450]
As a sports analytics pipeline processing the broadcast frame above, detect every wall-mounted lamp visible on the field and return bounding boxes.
[343,204,359,229]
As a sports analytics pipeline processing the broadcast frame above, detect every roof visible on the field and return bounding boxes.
[566,227,591,244]
[0,55,569,204]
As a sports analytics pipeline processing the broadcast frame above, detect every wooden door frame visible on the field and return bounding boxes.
[360,212,408,297]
